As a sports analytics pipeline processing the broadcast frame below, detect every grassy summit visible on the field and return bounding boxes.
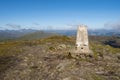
[0,35,120,80]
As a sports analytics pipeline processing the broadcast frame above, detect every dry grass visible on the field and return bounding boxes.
[0,35,119,80]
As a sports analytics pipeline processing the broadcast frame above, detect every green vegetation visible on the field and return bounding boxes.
[90,41,120,58]
[91,74,105,80]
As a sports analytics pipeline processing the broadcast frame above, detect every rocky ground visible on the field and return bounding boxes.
[0,36,120,80]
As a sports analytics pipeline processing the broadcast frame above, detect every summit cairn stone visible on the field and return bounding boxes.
[75,25,90,55]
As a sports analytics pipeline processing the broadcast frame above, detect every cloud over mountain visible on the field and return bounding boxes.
[6,23,21,29]
[104,21,120,29]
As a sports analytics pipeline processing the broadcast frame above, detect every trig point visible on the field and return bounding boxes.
[75,24,90,54]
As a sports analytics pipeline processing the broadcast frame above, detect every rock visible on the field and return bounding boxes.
[20,63,28,66]
[63,77,71,80]
[116,53,120,60]
[95,71,106,75]
[57,44,66,50]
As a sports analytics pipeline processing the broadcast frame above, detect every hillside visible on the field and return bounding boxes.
[18,31,58,40]
[0,36,120,80]
[0,29,38,41]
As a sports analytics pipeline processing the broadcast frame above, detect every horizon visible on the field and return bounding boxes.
[0,0,120,30]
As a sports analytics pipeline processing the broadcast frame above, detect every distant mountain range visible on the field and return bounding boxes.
[0,29,120,41]
[44,29,120,36]
[88,29,120,36]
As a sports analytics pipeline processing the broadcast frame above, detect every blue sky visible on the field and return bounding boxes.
[0,0,120,30]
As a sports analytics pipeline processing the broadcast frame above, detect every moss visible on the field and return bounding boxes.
[91,74,105,80]
[49,46,56,51]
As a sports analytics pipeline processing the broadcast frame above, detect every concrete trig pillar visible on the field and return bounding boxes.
[76,25,90,54]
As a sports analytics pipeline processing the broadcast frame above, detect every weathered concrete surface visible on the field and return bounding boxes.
[76,25,90,54]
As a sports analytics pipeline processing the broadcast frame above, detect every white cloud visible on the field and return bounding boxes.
[104,20,120,29]
[6,23,21,29]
